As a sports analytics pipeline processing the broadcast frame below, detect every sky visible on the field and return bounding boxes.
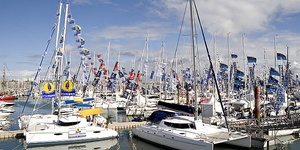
[1,0,300,81]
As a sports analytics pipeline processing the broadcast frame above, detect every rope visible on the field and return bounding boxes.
[21,23,57,114]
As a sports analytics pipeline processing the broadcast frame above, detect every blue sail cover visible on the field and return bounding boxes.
[158,101,195,115]
[147,110,176,123]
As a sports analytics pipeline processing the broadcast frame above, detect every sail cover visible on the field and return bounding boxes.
[79,108,103,116]
[158,101,195,115]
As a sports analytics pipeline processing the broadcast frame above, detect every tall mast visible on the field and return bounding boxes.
[227,32,230,98]
[189,0,198,120]
[57,3,69,118]
[52,2,63,114]
[274,34,278,68]
[2,64,5,93]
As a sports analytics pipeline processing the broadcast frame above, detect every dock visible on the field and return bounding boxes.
[0,130,24,139]
[108,121,147,130]
[0,121,147,139]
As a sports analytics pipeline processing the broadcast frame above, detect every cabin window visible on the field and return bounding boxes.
[164,122,195,129]
[57,120,80,126]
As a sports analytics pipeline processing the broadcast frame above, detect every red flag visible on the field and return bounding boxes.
[128,72,136,80]
[136,73,144,82]
[113,61,119,71]
[102,68,108,75]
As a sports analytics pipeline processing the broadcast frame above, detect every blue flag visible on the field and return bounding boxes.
[247,56,257,63]
[270,67,280,76]
[277,53,287,60]
[231,54,238,58]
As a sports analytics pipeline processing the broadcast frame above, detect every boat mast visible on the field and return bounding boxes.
[192,0,230,130]
[52,2,63,114]
[57,3,69,118]
[227,32,230,98]
[2,64,5,94]
[189,0,198,120]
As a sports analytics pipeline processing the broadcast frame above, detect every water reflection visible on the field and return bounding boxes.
[24,138,119,150]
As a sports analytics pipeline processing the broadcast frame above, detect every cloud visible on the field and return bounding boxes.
[88,22,175,42]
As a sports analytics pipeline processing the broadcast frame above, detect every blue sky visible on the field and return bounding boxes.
[1,0,300,80]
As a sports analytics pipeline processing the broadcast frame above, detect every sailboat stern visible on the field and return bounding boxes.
[211,131,251,148]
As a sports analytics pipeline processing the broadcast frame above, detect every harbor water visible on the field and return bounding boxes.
[1,99,300,150]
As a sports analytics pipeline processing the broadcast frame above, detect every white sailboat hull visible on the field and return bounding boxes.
[132,123,251,150]
[25,124,118,147]
[132,125,213,150]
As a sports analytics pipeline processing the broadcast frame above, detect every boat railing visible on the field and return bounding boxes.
[156,126,208,140]
[228,113,300,132]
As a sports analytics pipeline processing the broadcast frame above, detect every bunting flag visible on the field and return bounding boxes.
[266,85,277,94]
[270,67,280,76]
[156,62,165,77]
[296,75,299,87]
[92,78,100,87]
[136,71,144,82]
[110,72,117,80]
[233,84,241,91]
[91,58,104,87]
[118,70,124,78]
[63,61,71,78]
[161,73,166,81]
[236,70,245,77]
[277,53,287,60]
[231,54,238,58]
[67,12,91,87]
[249,63,256,86]
[150,70,154,79]
[234,77,243,84]
[268,75,279,85]
[122,67,127,75]
[220,63,228,70]
[206,65,214,80]
[128,69,136,80]
[113,61,119,71]
[274,85,285,111]
[247,56,257,63]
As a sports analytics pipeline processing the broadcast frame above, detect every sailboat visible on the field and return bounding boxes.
[0,64,16,101]
[132,0,251,149]
[19,2,118,147]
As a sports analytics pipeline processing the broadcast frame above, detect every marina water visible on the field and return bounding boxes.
[1,99,300,150]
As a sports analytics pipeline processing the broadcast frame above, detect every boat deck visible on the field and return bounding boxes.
[205,131,247,144]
